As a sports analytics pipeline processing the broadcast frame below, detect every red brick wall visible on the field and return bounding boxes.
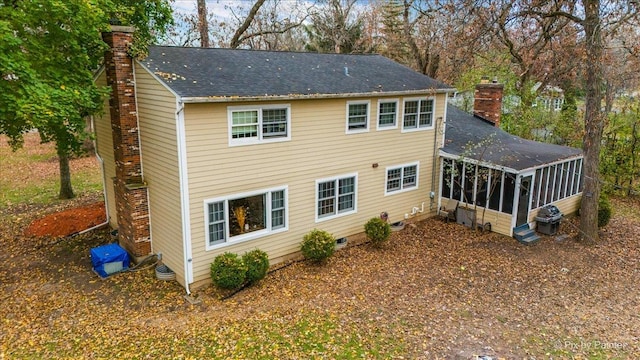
[102,26,151,257]
[473,83,504,128]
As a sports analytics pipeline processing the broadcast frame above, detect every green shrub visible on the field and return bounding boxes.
[364,217,391,247]
[301,229,335,263]
[210,252,247,290]
[243,249,270,284]
[598,193,612,228]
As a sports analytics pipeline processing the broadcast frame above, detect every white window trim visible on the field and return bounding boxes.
[384,161,420,195]
[227,104,291,146]
[204,186,289,251]
[345,100,370,134]
[376,99,399,131]
[401,97,435,132]
[315,173,358,222]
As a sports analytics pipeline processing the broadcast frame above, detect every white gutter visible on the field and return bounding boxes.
[179,88,458,104]
[439,150,520,174]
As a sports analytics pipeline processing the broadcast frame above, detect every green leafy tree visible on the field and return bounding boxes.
[0,0,172,199]
[379,0,408,63]
[601,97,640,195]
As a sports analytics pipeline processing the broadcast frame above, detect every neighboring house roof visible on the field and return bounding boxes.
[442,105,582,171]
[139,46,454,100]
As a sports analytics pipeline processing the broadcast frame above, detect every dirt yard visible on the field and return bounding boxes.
[1,193,639,359]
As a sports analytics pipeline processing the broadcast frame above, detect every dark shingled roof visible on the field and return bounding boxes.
[140,46,452,98]
[442,105,582,171]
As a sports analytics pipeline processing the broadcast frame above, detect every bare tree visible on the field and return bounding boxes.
[305,0,372,53]
[226,0,310,49]
[197,0,210,47]
[471,0,639,242]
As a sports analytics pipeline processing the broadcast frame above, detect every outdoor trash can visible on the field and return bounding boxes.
[90,243,129,278]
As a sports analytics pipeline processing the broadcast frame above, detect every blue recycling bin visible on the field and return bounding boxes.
[90,243,130,278]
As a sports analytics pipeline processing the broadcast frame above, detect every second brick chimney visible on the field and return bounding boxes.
[473,77,504,128]
[102,26,151,258]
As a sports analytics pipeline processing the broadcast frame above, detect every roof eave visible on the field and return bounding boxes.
[439,150,520,174]
[179,88,457,103]
[439,149,584,174]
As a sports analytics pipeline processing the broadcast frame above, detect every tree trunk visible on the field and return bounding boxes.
[579,0,604,242]
[58,151,75,199]
[197,0,209,47]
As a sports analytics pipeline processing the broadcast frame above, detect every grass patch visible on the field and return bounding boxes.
[0,133,102,208]
[8,311,405,359]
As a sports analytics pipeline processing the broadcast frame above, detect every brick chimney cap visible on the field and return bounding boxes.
[108,25,136,33]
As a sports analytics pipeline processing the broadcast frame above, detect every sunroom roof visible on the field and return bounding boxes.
[441,105,582,171]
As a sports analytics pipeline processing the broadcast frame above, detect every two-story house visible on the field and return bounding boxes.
[94,26,454,292]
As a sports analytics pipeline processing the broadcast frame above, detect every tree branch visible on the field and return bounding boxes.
[230,0,267,49]
[235,20,307,45]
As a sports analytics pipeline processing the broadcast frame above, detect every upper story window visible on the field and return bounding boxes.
[346,101,370,133]
[377,99,398,130]
[385,162,419,195]
[228,105,291,146]
[205,187,288,250]
[402,98,434,131]
[316,173,358,221]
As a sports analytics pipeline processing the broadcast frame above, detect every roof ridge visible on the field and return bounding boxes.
[149,45,383,57]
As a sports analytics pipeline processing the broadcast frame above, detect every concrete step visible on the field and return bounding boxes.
[513,224,540,245]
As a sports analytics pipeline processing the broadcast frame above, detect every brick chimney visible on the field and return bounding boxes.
[473,77,504,127]
[102,26,151,258]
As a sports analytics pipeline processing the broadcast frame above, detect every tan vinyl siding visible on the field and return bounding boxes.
[480,209,513,236]
[185,94,446,284]
[93,71,117,229]
[527,193,582,223]
[134,66,185,284]
[554,193,582,215]
[440,198,513,236]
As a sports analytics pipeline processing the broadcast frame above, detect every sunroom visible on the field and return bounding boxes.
[439,105,584,237]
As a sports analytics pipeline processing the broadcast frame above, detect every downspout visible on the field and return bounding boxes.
[431,94,449,211]
[430,116,440,210]
[81,115,110,234]
[176,101,192,295]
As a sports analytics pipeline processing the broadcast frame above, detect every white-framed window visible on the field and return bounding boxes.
[552,98,563,111]
[205,186,288,249]
[402,98,434,131]
[316,173,358,221]
[228,104,291,146]
[346,101,370,133]
[377,99,398,130]
[385,162,419,195]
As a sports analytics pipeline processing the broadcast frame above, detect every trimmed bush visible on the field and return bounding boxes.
[301,229,335,263]
[364,217,391,247]
[243,249,270,284]
[598,193,612,228]
[210,252,247,290]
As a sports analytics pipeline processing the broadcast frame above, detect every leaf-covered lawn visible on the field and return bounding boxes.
[1,194,639,359]
[2,134,639,358]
